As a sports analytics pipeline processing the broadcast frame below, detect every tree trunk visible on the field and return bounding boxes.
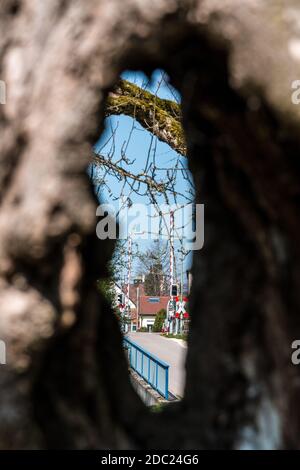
[1,0,300,449]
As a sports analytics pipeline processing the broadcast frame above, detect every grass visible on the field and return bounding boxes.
[150,402,167,413]
[161,333,187,341]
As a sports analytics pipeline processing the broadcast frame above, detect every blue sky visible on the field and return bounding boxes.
[92,69,194,279]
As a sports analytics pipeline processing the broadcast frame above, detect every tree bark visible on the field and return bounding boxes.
[105,79,186,156]
[1,0,300,450]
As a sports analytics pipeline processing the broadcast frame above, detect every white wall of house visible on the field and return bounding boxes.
[140,315,155,329]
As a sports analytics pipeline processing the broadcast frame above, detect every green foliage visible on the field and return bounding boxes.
[153,308,166,332]
[150,402,167,412]
[97,278,115,308]
[161,333,187,341]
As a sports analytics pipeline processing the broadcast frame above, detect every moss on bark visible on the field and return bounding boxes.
[105,79,186,156]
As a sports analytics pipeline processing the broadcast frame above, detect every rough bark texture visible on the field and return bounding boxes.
[106,79,186,156]
[1,0,300,449]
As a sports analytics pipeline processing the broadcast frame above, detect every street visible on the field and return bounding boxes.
[127,332,187,398]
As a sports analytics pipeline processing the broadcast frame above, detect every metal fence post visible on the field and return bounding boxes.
[165,366,169,400]
[135,346,137,371]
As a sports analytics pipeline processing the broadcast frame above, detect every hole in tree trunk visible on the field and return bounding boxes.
[91,69,194,405]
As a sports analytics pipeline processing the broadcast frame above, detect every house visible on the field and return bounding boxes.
[126,281,169,331]
[114,281,169,332]
[138,295,169,331]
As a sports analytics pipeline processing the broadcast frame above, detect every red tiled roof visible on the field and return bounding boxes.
[119,283,169,318]
[139,296,169,315]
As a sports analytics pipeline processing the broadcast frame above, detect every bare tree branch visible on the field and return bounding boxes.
[92,152,167,193]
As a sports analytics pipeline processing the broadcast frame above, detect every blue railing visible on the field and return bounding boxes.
[123,337,169,400]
